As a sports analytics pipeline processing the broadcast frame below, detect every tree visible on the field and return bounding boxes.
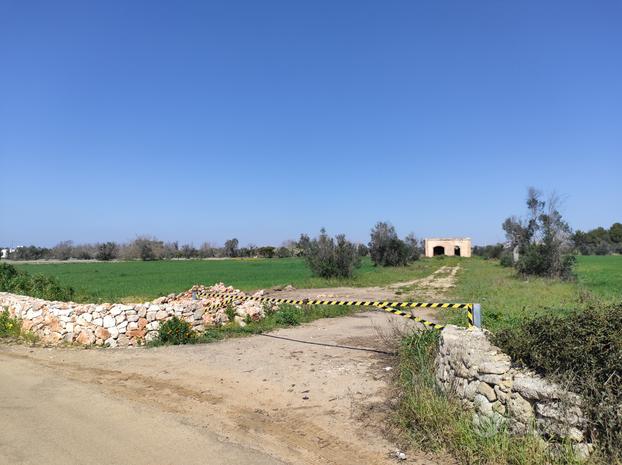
[404,233,421,261]
[257,246,276,258]
[52,241,74,260]
[224,238,239,258]
[300,229,361,278]
[610,223,622,244]
[368,222,414,267]
[96,242,118,261]
[180,244,198,259]
[503,188,574,279]
[276,246,292,258]
[199,242,216,258]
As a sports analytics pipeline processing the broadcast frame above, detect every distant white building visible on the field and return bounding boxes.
[423,238,472,257]
[1,247,21,259]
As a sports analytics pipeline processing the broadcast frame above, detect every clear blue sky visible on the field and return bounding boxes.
[1,0,620,248]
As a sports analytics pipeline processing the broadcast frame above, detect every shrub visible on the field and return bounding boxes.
[493,304,622,461]
[0,309,21,338]
[300,229,361,278]
[473,243,505,260]
[157,317,195,345]
[369,222,419,267]
[274,307,301,326]
[0,262,74,301]
[515,243,575,280]
[225,305,236,322]
[499,252,514,268]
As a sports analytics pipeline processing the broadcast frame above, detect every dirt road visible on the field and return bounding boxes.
[1,312,448,465]
[0,267,461,465]
[265,266,460,302]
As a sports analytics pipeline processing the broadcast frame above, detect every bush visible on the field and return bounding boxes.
[0,309,21,338]
[473,243,505,260]
[157,317,195,345]
[274,307,302,326]
[515,243,575,280]
[493,304,622,461]
[0,263,74,301]
[299,229,361,278]
[369,222,419,267]
[499,252,514,267]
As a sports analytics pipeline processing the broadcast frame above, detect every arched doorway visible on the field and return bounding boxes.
[454,246,461,256]
[433,246,445,256]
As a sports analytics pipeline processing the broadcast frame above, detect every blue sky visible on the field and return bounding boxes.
[1,0,620,247]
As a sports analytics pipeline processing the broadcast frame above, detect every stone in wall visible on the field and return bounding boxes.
[435,325,591,456]
[0,283,275,348]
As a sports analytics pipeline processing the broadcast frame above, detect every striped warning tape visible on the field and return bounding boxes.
[197,291,471,310]
[196,291,474,329]
[373,304,446,329]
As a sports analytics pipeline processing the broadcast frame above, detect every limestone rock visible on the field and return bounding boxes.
[477,382,497,402]
[507,394,534,424]
[76,329,95,345]
[95,327,110,340]
[513,374,559,401]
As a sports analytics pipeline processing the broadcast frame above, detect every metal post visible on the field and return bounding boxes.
[473,303,482,328]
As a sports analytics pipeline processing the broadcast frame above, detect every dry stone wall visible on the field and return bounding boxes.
[0,284,269,347]
[436,325,592,457]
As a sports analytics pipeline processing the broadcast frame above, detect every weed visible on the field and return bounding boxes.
[274,307,302,326]
[157,317,195,345]
[0,309,21,338]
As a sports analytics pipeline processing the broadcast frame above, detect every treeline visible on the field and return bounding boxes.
[4,237,304,262]
[474,222,622,261]
[572,223,622,255]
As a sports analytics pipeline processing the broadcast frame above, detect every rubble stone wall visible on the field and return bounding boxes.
[436,325,591,456]
[0,284,267,347]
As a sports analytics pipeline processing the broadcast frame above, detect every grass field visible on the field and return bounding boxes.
[11,257,448,303]
[445,255,622,331]
[9,256,620,327]
[575,255,622,301]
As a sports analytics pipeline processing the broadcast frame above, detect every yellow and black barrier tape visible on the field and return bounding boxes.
[196,291,474,329]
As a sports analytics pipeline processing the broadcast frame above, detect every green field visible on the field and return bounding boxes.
[12,257,449,303]
[10,256,621,329]
[445,255,622,331]
[575,255,622,301]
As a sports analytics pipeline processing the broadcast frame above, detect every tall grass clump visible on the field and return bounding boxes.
[494,303,622,463]
[395,330,576,465]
